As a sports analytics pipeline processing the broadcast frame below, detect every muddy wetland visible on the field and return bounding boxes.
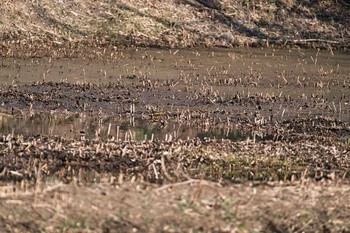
[0,47,349,232]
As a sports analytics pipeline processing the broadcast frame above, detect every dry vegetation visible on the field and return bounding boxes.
[0,0,349,57]
[1,180,350,233]
[0,1,350,232]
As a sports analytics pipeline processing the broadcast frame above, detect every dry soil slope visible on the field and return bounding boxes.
[0,0,349,55]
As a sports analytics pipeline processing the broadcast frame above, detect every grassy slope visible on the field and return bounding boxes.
[0,0,349,51]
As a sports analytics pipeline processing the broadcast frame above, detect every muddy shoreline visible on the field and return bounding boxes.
[0,39,349,60]
[0,47,349,185]
[0,76,349,185]
[0,46,349,232]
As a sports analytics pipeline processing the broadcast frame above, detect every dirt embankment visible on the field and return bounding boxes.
[1,0,350,58]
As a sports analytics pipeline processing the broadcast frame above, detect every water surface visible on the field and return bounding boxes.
[0,112,268,141]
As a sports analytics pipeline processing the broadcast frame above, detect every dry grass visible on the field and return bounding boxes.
[1,180,350,232]
[0,0,349,51]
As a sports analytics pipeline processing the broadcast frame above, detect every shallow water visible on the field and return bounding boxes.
[0,47,349,87]
[0,112,268,141]
[0,48,349,138]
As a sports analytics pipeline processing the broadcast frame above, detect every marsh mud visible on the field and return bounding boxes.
[0,48,349,182]
[0,48,350,232]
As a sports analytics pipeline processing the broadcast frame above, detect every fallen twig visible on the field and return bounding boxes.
[156,179,221,192]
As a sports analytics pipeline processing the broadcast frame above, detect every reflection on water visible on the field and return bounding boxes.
[0,112,266,142]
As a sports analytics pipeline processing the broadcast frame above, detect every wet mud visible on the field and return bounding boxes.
[0,48,349,185]
[0,48,349,232]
